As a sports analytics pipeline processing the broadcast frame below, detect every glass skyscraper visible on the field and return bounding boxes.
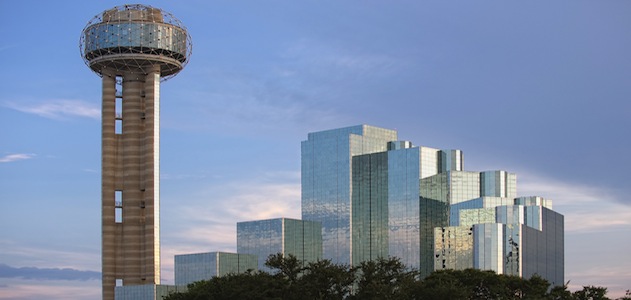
[237,218,322,272]
[115,285,185,300]
[302,124,563,283]
[168,124,563,296]
[301,125,397,265]
[435,198,564,286]
[174,252,257,286]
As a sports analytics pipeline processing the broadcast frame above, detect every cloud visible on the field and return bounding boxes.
[5,100,99,120]
[0,153,35,163]
[566,264,631,297]
[160,171,301,283]
[0,240,100,272]
[0,278,100,300]
[282,38,401,78]
[166,38,402,136]
[167,71,345,137]
[518,172,631,232]
[0,264,100,281]
[167,178,301,246]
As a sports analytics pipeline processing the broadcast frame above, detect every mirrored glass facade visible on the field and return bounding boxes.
[434,226,474,271]
[115,284,185,300]
[435,200,564,286]
[515,196,553,210]
[522,207,564,286]
[459,208,496,227]
[174,252,257,286]
[473,223,505,273]
[388,146,439,270]
[176,124,563,289]
[301,125,397,264]
[351,143,445,272]
[439,149,464,172]
[237,218,322,272]
[480,171,517,198]
[352,152,389,266]
[450,197,515,226]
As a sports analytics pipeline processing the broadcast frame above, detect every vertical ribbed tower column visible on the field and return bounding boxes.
[143,66,161,283]
[80,5,191,300]
[121,73,145,284]
[101,72,117,300]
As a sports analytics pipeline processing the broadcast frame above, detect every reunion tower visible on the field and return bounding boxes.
[80,4,191,299]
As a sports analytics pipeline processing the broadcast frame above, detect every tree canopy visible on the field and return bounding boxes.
[165,254,628,300]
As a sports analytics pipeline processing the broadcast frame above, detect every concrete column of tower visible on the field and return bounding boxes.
[101,72,117,300]
[121,72,146,285]
[142,65,161,282]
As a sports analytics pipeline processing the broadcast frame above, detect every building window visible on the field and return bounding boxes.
[115,207,122,223]
[115,191,122,223]
[115,95,122,134]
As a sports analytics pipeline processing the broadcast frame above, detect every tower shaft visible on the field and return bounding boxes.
[101,67,161,300]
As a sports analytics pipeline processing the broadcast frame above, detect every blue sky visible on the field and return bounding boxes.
[1,1,630,299]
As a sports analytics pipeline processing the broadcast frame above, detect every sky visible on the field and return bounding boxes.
[1,0,630,299]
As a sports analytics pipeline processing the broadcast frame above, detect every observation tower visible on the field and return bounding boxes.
[80,5,191,300]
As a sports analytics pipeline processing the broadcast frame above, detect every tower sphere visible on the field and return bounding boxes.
[80,4,192,81]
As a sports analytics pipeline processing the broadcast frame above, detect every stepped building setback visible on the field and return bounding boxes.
[300,125,563,284]
[175,124,563,289]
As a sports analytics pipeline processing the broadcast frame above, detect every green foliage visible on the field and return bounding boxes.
[572,285,610,300]
[617,290,631,300]
[165,270,283,300]
[414,269,551,300]
[548,282,573,300]
[351,257,417,300]
[165,254,624,300]
[265,253,302,283]
[300,259,356,300]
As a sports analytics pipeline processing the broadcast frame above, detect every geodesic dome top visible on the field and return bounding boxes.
[80,4,192,81]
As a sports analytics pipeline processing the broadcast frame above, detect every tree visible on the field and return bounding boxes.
[522,275,552,299]
[299,259,355,300]
[265,253,303,283]
[415,269,470,300]
[264,253,302,299]
[165,253,626,300]
[617,290,631,300]
[351,257,417,300]
[165,270,283,300]
[573,286,610,300]
[548,282,573,300]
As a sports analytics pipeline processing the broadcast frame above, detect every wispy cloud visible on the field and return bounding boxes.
[283,38,401,78]
[161,172,301,283]
[166,37,401,136]
[518,172,631,232]
[168,72,344,136]
[0,153,35,163]
[168,179,301,245]
[5,100,99,120]
[0,278,100,300]
[566,264,631,298]
[0,264,100,281]
[0,240,100,272]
